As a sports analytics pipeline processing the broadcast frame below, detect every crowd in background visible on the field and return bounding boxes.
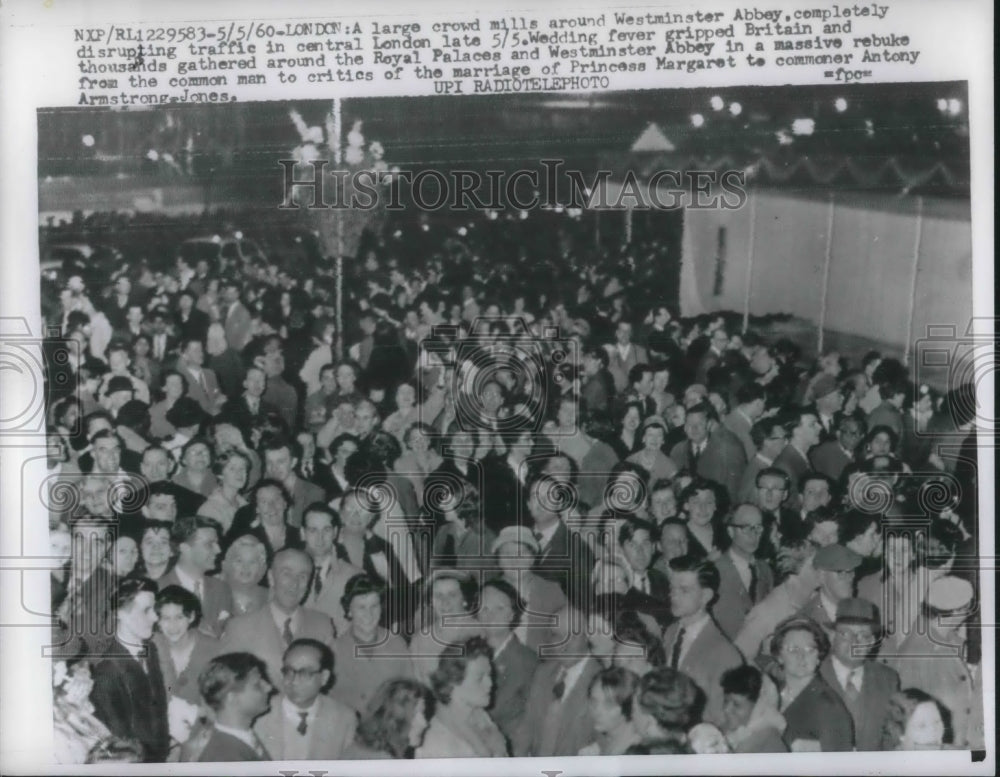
[42,206,984,763]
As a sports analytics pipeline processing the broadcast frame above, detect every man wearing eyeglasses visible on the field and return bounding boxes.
[254,638,357,760]
[713,504,775,641]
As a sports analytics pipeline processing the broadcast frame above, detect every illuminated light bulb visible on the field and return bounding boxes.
[791,118,815,136]
[729,102,742,116]
[691,113,705,128]
[947,98,962,115]
[936,98,948,112]
[81,134,95,147]
[710,95,724,111]
[834,98,848,112]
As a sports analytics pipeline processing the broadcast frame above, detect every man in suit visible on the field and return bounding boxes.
[772,410,822,503]
[820,598,900,751]
[713,504,775,640]
[262,436,325,529]
[90,579,171,762]
[529,474,594,604]
[147,307,177,366]
[795,544,862,640]
[197,652,275,761]
[221,280,253,353]
[159,515,233,637]
[737,418,788,504]
[513,600,600,757]
[605,321,649,394]
[254,638,357,760]
[619,517,672,629]
[257,342,300,432]
[580,346,615,418]
[809,373,844,443]
[724,382,767,464]
[751,467,800,548]
[810,413,864,483]
[175,337,225,417]
[669,401,747,504]
[175,290,210,345]
[219,366,279,441]
[695,325,730,386]
[301,504,363,637]
[477,578,538,742]
[219,548,335,686]
[622,363,657,418]
[866,376,907,440]
[662,554,744,726]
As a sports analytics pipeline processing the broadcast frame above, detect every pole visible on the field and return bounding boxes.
[741,191,757,333]
[903,196,925,367]
[817,192,836,353]
[625,207,633,245]
[336,208,344,360]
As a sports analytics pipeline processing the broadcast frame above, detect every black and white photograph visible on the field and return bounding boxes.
[31,82,987,765]
[0,2,994,775]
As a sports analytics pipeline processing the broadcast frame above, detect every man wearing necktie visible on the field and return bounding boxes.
[820,598,899,751]
[619,517,672,629]
[196,653,275,761]
[513,601,599,757]
[218,548,336,689]
[712,504,775,641]
[662,555,743,726]
[254,639,358,760]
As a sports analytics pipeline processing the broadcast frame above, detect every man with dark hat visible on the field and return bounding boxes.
[808,374,843,442]
[795,544,862,638]
[819,598,900,751]
[163,397,207,460]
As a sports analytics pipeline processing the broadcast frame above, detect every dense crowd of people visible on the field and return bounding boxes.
[42,206,984,763]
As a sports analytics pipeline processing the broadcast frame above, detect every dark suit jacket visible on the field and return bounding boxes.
[713,551,774,641]
[663,616,743,725]
[219,394,280,439]
[781,674,855,752]
[670,426,748,503]
[207,348,246,400]
[581,370,615,416]
[809,441,854,483]
[175,308,210,345]
[224,511,305,565]
[152,630,219,705]
[513,657,600,757]
[90,638,171,762]
[772,443,811,501]
[622,566,673,630]
[158,568,234,638]
[820,658,900,751]
[197,727,267,761]
[491,634,538,742]
[723,409,757,464]
[533,521,594,604]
